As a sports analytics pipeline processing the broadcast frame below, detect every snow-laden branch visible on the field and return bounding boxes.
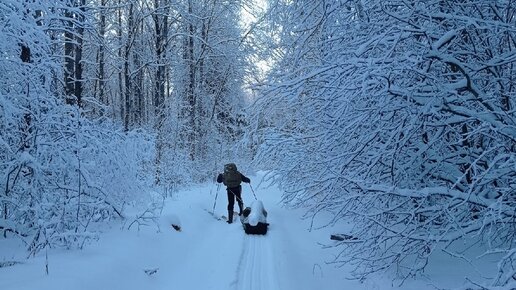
[250,0,516,287]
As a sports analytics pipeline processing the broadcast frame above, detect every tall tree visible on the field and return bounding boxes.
[62,0,87,107]
[63,2,75,102]
[95,0,108,111]
[152,0,170,184]
[123,2,135,131]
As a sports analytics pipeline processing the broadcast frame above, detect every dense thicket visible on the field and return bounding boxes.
[252,1,516,287]
[0,0,157,254]
[1,0,251,254]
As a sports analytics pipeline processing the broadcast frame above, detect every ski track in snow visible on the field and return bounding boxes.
[236,234,277,290]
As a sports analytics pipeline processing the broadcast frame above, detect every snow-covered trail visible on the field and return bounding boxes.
[161,175,337,290]
[237,235,276,290]
[0,173,348,290]
[1,172,447,290]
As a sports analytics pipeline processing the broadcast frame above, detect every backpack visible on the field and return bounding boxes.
[223,163,242,188]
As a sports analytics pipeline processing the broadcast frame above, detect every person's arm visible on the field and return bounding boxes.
[217,173,224,183]
[241,174,250,183]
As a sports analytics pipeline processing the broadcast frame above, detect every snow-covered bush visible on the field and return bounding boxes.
[0,101,155,255]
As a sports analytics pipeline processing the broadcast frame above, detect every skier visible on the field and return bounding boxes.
[217,163,251,224]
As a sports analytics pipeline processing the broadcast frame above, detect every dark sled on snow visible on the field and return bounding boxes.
[240,200,268,235]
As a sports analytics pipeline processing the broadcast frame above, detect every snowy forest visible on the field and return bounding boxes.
[1,0,515,289]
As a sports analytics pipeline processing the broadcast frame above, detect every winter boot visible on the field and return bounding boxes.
[227,211,233,224]
[238,202,244,216]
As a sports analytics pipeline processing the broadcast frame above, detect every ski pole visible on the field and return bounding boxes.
[249,183,258,200]
[212,183,220,214]
[209,180,215,196]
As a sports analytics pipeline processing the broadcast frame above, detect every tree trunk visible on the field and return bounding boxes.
[187,0,196,160]
[97,0,107,111]
[124,3,134,131]
[74,0,85,108]
[153,0,169,184]
[117,0,124,125]
[64,7,75,104]
[153,0,167,118]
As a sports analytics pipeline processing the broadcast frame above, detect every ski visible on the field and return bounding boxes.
[204,208,223,221]
[204,208,240,223]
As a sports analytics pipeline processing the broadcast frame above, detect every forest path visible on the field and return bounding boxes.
[0,173,472,290]
[0,172,346,290]
[163,173,324,290]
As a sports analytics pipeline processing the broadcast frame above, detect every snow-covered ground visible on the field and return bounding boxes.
[0,172,484,290]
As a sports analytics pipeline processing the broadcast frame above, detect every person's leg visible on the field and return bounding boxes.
[227,190,235,223]
[234,186,244,215]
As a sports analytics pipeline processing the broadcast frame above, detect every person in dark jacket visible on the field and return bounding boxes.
[217,163,251,224]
